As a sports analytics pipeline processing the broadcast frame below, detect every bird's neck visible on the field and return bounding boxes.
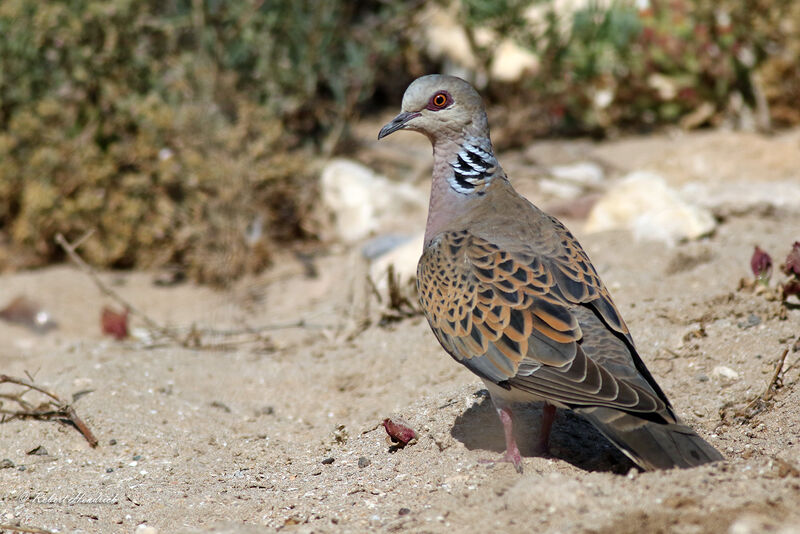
[424,134,499,244]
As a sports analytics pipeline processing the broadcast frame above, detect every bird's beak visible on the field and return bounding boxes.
[378,111,420,140]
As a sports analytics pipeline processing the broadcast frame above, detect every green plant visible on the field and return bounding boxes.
[0,0,414,282]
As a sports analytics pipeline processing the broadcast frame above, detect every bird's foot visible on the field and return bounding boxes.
[478,448,523,473]
[496,406,524,472]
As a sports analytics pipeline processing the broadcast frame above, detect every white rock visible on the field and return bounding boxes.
[537,178,583,199]
[712,365,739,380]
[681,181,800,213]
[362,234,413,260]
[320,159,426,243]
[490,40,539,82]
[418,4,538,83]
[549,162,605,186]
[135,525,158,534]
[419,4,478,72]
[648,73,678,100]
[369,232,425,292]
[585,171,716,245]
[727,514,800,534]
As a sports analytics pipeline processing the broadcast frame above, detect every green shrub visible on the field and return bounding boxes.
[459,0,799,139]
[0,0,412,282]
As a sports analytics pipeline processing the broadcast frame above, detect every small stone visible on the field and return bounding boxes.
[106,468,114,473]
[134,525,158,534]
[695,374,709,382]
[712,366,739,380]
[549,162,604,186]
[398,507,411,516]
[737,314,761,329]
[358,457,371,468]
[109,439,117,446]
[0,459,14,469]
[133,455,142,461]
[362,233,414,260]
[321,457,335,465]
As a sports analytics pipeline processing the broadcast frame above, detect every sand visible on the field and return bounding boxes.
[1,127,800,534]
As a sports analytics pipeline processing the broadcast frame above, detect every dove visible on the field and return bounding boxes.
[378,74,723,472]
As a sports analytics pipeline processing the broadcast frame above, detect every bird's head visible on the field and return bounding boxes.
[378,75,488,143]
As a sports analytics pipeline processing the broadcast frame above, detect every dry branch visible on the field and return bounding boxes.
[0,374,98,448]
[730,335,799,422]
[0,524,56,534]
[55,231,330,350]
[56,231,184,345]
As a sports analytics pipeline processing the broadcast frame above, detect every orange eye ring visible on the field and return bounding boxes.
[433,93,447,107]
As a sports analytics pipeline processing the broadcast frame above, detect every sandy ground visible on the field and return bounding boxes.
[1,127,800,534]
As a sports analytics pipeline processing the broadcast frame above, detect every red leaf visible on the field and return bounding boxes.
[382,417,417,446]
[782,242,800,278]
[101,307,128,340]
[750,246,772,283]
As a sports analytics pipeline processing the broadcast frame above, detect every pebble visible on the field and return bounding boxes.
[712,365,739,380]
[134,525,158,534]
[549,162,604,186]
[358,457,371,468]
[399,507,411,516]
[737,314,761,329]
[0,459,14,469]
[362,234,414,260]
[321,457,335,465]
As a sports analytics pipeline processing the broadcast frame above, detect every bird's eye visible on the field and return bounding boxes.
[427,91,451,110]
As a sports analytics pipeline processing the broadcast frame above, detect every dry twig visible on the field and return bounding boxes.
[55,231,328,350]
[378,264,419,324]
[0,525,56,534]
[732,336,798,421]
[0,374,98,447]
[56,231,183,345]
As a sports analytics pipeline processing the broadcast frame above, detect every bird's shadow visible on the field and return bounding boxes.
[451,390,636,474]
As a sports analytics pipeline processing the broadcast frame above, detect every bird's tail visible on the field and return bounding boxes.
[576,406,724,470]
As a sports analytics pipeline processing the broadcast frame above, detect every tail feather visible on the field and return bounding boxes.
[577,407,724,470]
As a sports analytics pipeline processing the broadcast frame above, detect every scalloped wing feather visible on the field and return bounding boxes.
[417,229,670,418]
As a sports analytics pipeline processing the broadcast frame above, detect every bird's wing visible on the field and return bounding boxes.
[417,228,672,418]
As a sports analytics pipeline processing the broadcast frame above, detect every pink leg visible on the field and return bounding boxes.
[534,403,557,455]
[497,406,523,473]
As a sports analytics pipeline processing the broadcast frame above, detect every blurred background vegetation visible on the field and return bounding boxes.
[1,0,798,284]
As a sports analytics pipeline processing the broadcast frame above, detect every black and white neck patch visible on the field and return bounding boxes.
[448,142,497,194]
